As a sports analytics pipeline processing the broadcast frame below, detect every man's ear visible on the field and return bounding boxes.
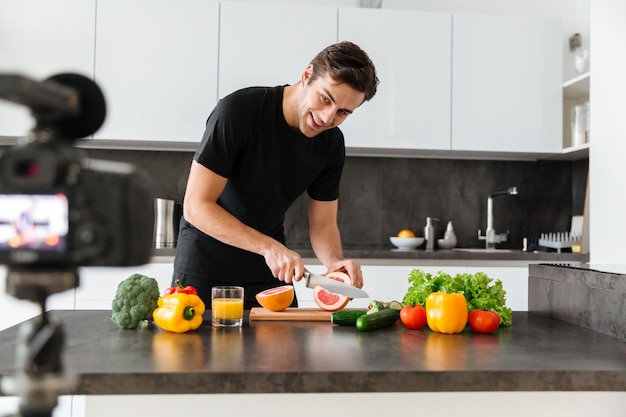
[301,64,314,85]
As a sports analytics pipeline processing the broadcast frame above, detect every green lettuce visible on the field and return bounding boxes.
[401,269,512,327]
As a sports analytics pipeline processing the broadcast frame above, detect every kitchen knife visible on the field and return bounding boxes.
[303,271,369,298]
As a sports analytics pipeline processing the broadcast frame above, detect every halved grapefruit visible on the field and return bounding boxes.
[255,285,294,312]
[313,271,351,312]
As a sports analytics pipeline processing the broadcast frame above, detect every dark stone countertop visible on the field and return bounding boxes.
[1,310,624,395]
[153,246,589,264]
[529,263,626,340]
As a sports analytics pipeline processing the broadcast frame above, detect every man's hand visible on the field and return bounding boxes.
[326,259,363,289]
[262,243,305,284]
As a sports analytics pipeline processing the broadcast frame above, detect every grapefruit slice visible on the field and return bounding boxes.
[255,285,294,312]
[313,271,351,312]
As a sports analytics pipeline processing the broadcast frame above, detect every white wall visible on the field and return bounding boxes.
[589,0,626,263]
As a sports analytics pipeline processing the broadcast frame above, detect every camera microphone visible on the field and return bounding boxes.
[0,72,106,140]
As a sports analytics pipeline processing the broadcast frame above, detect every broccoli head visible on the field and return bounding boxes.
[111,273,160,329]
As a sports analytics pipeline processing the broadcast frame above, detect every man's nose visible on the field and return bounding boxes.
[319,106,337,125]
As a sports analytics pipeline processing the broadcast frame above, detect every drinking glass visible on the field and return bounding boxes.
[211,286,244,327]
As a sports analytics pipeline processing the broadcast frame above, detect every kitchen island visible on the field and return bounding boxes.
[0,310,623,395]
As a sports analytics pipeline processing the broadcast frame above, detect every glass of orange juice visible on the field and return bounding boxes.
[211,286,244,327]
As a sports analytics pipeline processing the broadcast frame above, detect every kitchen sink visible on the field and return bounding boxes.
[452,248,519,253]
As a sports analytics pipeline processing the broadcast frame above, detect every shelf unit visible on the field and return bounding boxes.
[563,72,590,154]
[563,72,590,99]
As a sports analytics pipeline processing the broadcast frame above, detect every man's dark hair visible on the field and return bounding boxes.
[309,41,379,102]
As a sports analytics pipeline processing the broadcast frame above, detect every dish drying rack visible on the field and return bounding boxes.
[538,232,581,253]
[538,215,585,253]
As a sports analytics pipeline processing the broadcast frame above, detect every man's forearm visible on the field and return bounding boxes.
[310,223,344,267]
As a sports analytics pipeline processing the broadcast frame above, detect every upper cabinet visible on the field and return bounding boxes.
[0,0,96,138]
[451,14,563,154]
[338,8,452,152]
[1,1,566,159]
[218,2,337,99]
[93,0,219,143]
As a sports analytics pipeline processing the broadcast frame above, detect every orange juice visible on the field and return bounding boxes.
[212,298,244,320]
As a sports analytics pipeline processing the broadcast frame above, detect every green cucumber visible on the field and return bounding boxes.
[367,300,385,314]
[331,309,368,326]
[387,300,403,310]
[356,308,400,332]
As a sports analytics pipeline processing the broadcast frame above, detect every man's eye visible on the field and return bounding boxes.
[321,95,330,103]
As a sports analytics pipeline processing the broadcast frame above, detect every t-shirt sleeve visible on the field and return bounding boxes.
[194,97,244,178]
[307,130,345,202]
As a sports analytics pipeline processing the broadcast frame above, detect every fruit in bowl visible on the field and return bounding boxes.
[397,229,415,238]
[390,236,425,250]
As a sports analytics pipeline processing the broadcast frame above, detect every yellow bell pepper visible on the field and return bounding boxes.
[153,293,206,333]
[425,292,468,334]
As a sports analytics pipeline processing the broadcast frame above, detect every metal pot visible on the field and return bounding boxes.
[153,198,182,248]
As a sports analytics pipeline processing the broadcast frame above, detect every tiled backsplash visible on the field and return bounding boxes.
[85,148,588,250]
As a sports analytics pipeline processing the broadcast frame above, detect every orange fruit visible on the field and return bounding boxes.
[397,229,415,238]
[313,271,351,312]
[255,285,294,312]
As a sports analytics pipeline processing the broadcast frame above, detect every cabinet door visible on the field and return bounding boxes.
[75,264,173,309]
[218,2,337,99]
[338,8,452,151]
[0,0,95,137]
[0,266,76,331]
[296,264,419,309]
[93,0,219,142]
[452,14,562,154]
[466,266,528,311]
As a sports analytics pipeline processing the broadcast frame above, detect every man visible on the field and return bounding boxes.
[173,41,379,308]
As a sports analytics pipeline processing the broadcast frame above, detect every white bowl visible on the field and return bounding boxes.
[437,238,456,250]
[390,236,425,250]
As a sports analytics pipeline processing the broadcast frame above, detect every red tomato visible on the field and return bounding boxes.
[468,309,500,333]
[400,304,427,330]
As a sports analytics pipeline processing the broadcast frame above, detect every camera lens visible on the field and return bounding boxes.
[14,159,41,178]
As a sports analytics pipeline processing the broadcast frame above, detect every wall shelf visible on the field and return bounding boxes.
[563,72,590,100]
[563,72,590,150]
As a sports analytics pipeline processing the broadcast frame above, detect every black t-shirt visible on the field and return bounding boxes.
[174,86,345,283]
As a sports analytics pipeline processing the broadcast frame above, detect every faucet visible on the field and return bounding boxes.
[478,187,518,249]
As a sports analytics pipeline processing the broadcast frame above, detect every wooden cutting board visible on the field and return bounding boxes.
[249,307,332,321]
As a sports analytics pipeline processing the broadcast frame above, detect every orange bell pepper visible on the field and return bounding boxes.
[425,292,468,334]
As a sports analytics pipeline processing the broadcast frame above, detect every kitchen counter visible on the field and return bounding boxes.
[152,246,589,265]
[529,263,626,340]
[0,309,624,395]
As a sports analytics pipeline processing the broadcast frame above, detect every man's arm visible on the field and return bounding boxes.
[183,160,305,282]
[308,197,363,288]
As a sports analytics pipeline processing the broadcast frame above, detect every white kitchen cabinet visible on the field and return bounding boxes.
[93,0,219,142]
[297,263,528,311]
[0,266,76,331]
[84,392,626,417]
[218,2,337,99]
[337,8,452,152]
[465,266,528,311]
[297,264,467,309]
[75,263,173,309]
[0,0,96,137]
[451,14,562,154]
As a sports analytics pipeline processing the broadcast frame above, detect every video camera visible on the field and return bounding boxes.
[0,72,154,268]
[0,72,155,417]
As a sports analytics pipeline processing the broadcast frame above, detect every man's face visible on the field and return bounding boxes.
[296,66,366,138]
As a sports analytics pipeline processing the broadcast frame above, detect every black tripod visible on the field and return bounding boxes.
[1,267,78,417]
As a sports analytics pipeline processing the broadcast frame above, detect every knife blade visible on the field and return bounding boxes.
[303,271,369,298]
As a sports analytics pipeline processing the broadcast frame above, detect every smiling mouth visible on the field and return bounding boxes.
[310,113,324,129]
